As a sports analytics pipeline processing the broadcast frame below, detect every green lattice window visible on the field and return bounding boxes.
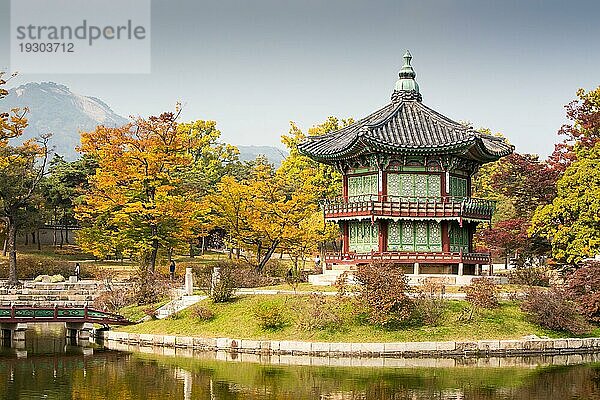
[449,222,469,252]
[348,174,378,199]
[349,221,379,253]
[449,176,468,198]
[387,220,442,252]
[387,173,441,200]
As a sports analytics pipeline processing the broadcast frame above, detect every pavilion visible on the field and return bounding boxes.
[299,51,512,280]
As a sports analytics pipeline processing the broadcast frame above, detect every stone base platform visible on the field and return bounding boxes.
[308,264,508,286]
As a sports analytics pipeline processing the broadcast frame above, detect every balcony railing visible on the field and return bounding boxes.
[321,195,495,221]
[325,250,490,265]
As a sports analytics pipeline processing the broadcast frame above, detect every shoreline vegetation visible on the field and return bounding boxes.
[115,295,600,343]
[3,248,600,344]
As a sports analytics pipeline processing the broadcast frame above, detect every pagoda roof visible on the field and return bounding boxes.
[298,51,513,164]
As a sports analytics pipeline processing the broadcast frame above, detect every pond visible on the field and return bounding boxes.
[2,324,600,399]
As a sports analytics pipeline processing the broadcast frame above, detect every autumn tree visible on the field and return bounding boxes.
[530,142,600,264]
[207,158,337,272]
[472,130,557,266]
[77,109,210,271]
[280,116,354,199]
[0,72,50,284]
[549,86,600,172]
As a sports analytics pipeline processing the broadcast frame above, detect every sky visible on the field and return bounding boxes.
[1,0,599,158]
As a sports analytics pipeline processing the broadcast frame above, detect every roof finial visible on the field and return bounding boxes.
[392,49,421,102]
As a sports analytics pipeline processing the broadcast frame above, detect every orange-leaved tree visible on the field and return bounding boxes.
[77,109,208,271]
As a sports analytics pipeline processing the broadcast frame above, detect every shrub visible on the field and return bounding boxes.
[194,261,238,302]
[191,305,215,321]
[508,266,550,287]
[414,279,447,326]
[143,306,159,320]
[295,294,353,332]
[129,268,174,305]
[235,267,278,288]
[263,259,288,278]
[254,301,287,330]
[93,286,132,312]
[465,277,499,310]
[566,260,600,322]
[354,262,414,327]
[521,287,591,334]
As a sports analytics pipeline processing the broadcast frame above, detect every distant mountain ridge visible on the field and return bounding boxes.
[3,82,286,165]
[4,82,128,159]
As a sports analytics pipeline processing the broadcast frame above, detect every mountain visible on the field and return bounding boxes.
[3,82,287,165]
[237,145,287,167]
[3,82,129,160]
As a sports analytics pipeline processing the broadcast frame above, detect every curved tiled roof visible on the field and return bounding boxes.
[298,97,513,164]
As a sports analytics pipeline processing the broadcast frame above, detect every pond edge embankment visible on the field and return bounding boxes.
[93,330,600,358]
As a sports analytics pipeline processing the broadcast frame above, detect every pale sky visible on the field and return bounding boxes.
[1,0,599,158]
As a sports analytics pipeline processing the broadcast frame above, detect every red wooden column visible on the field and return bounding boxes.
[441,221,450,252]
[342,221,350,254]
[378,220,388,252]
[342,174,349,201]
[440,171,449,197]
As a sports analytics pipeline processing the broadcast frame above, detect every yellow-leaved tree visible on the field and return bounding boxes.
[76,109,210,271]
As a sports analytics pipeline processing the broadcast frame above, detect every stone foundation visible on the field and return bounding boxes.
[94,331,600,359]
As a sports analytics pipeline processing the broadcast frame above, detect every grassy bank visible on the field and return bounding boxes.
[117,294,597,342]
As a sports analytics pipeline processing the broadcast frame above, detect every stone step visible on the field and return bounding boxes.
[330,264,356,271]
[0,295,95,302]
[155,295,206,319]
[0,289,99,296]
[308,274,341,286]
[322,269,348,277]
[0,301,92,307]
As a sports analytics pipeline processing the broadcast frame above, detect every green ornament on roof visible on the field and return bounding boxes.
[394,50,420,94]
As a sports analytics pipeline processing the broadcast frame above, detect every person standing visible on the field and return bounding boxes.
[74,263,80,281]
[314,254,321,270]
[169,260,176,280]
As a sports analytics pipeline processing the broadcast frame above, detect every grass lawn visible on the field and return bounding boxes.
[119,300,169,322]
[117,294,598,342]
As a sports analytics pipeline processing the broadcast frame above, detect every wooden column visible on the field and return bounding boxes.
[341,221,349,254]
[440,171,448,197]
[441,221,450,252]
[378,220,388,253]
[342,174,349,201]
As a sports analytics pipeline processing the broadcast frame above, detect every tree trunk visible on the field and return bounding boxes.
[167,247,173,263]
[256,241,279,272]
[31,232,35,244]
[201,236,205,256]
[53,209,57,246]
[189,243,195,258]
[59,227,64,249]
[7,217,19,285]
[65,225,69,244]
[149,238,158,272]
[36,229,41,251]
[2,237,7,257]
[149,223,159,272]
[24,232,28,246]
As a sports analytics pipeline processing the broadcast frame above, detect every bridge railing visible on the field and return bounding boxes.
[0,305,132,325]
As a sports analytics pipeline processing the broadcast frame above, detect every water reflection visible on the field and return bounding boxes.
[2,327,600,399]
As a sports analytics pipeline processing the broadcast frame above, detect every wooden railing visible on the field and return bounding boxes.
[325,251,490,265]
[0,305,132,325]
[321,195,495,220]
